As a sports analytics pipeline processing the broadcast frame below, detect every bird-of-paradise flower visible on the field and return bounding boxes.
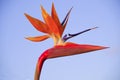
[25,3,108,80]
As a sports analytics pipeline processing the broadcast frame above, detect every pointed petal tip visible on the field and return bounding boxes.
[25,37,41,42]
[61,7,73,30]
[83,45,109,52]
[24,13,29,17]
[40,5,45,14]
[70,6,73,11]
[25,35,49,42]
[25,37,34,41]
[25,37,32,41]
[52,2,54,6]
[95,45,109,50]
[40,5,45,11]
[24,13,26,15]
[99,46,109,50]
[24,13,27,15]
[24,13,30,18]
[91,27,98,30]
[52,2,56,9]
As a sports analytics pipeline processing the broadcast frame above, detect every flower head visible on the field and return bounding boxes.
[25,3,108,80]
[25,3,72,45]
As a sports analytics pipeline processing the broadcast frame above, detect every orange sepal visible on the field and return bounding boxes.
[24,13,49,33]
[25,35,49,42]
[51,3,63,36]
[41,6,61,37]
[47,42,108,58]
[51,3,61,27]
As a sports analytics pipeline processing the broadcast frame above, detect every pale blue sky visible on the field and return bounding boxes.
[1,0,120,80]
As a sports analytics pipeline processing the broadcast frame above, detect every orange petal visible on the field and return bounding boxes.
[51,3,63,36]
[41,6,61,37]
[24,13,49,33]
[25,35,49,42]
[51,3,61,28]
[47,42,108,58]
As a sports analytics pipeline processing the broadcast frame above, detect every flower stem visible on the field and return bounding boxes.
[34,51,48,80]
